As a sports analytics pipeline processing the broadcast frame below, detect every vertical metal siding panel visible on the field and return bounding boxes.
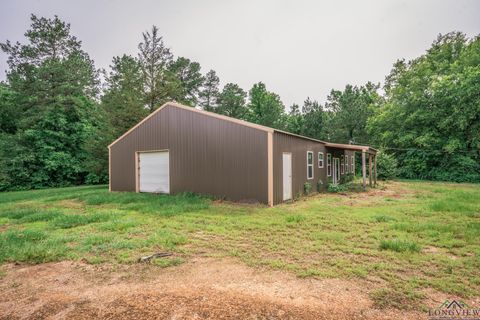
[110,105,268,203]
[273,132,327,205]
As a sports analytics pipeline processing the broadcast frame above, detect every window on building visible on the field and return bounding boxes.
[351,155,354,173]
[307,151,314,179]
[345,155,349,173]
[318,152,324,168]
[327,153,332,177]
[341,155,344,174]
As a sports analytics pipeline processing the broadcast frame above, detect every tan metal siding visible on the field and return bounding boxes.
[110,105,268,203]
[273,132,327,205]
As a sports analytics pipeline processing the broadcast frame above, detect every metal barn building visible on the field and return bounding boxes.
[108,102,377,206]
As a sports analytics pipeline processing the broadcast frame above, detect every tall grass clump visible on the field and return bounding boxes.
[50,213,112,229]
[0,229,68,263]
[379,239,421,253]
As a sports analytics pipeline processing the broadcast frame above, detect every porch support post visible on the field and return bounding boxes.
[369,154,373,187]
[362,150,366,189]
[374,155,377,187]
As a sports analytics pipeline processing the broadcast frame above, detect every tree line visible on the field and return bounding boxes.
[0,15,478,190]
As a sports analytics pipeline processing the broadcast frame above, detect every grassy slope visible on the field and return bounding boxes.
[0,181,479,309]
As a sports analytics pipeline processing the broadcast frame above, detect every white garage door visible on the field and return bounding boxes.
[139,151,170,193]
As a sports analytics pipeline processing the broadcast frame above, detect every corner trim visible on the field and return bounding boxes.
[108,147,111,192]
[267,132,274,207]
[135,151,139,193]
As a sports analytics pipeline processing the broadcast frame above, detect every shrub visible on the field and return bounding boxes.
[316,179,323,192]
[327,183,348,193]
[303,182,312,195]
[341,173,354,183]
[377,151,398,180]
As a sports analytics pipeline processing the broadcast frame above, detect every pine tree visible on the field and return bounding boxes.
[169,57,204,106]
[198,70,220,111]
[138,26,179,112]
[102,55,146,137]
[0,14,100,189]
[217,83,247,118]
[246,82,285,128]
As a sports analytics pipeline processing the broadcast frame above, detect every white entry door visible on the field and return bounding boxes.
[333,158,340,185]
[282,153,292,201]
[138,151,170,193]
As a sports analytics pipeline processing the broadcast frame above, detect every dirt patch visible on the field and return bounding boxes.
[423,246,459,260]
[0,258,426,319]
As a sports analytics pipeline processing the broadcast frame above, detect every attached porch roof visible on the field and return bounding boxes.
[325,142,377,154]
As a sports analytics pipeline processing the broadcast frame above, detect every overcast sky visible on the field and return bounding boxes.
[1,0,479,107]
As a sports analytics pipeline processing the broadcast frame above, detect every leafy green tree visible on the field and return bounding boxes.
[0,83,17,134]
[0,14,99,190]
[325,82,380,144]
[376,150,398,180]
[138,26,180,112]
[216,83,247,118]
[246,82,285,128]
[199,70,220,111]
[368,32,480,182]
[102,54,147,138]
[169,57,204,106]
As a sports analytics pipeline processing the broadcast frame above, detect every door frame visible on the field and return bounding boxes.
[333,157,340,185]
[282,152,293,201]
[135,149,170,193]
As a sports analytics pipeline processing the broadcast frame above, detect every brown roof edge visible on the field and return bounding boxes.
[272,129,327,144]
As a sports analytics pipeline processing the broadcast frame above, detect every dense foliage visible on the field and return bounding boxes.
[375,151,399,180]
[0,15,478,190]
[368,33,480,182]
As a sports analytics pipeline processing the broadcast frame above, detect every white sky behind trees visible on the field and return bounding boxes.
[0,0,479,107]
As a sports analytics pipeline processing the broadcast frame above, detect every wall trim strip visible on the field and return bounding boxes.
[268,132,274,206]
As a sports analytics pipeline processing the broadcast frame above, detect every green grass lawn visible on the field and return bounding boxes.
[0,180,479,310]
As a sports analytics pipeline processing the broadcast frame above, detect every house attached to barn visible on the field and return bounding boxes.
[108,102,377,206]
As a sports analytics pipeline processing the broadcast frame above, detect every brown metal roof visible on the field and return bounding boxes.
[108,101,376,153]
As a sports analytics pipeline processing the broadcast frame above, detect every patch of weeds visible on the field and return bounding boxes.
[78,191,210,215]
[147,230,187,249]
[371,288,423,310]
[0,208,40,220]
[152,257,184,268]
[84,255,105,264]
[380,239,421,253]
[97,218,140,232]
[18,211,65,223]
[50,213,112,229]
[286,215,305,223]
[0,229,68,263]
[297,268,321,278]
[115,251,132,263]
[373,215,397,223]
